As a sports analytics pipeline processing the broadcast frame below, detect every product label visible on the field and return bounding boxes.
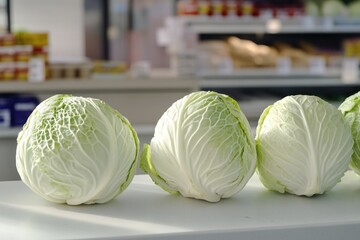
[28,57,45,82]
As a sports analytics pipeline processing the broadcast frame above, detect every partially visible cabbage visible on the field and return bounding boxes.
[348,0,360,16]
[305,1,320,16]
[141,91,257,202]
[16,94,139,205]
[322,0,347,16]
[256,95,353,196]
[339,92,360,175]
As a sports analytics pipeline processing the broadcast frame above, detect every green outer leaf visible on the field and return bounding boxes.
[140,144,179,195]
[339,92,360,175]
[118,113,140,195]
[339,92,360,116]
[255,104,287,193]
[223,93,255,155]
[255,104,273,139]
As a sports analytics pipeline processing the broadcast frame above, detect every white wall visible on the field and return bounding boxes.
[11,0,85,60]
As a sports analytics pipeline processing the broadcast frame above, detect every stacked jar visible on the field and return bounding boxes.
[16,32,49,82]
[14,32,33,81]
[176,0,305,18]
[0,34,16,81]
[0,33,42,81]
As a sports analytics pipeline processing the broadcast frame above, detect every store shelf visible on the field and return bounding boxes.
[199,68,342,78]
[200,78,360,89]
[180,16,360,34]
[166,16,360,91]
[0,77,198,94]
[0,72,199,126]
[0,127,22,138]
[198,68,360,89]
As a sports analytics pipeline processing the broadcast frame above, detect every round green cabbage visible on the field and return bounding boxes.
[16,94,139,205]
[322,0,347,16]
[305,1,320,16]
[140,91,257,202]
[339,91,360,175]
[348,1,360,17]
[256,95,353,196]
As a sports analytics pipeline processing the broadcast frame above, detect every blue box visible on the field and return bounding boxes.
[11,95,39,127]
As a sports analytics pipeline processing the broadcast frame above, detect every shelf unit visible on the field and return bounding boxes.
[161,16,360,124]
[0,77,199,128]
[0,77,199,125]
[200,78,360,89]
[0,77,198,93]
[164,16,360,94]
[199,68,360,88]
[179,16,360,34]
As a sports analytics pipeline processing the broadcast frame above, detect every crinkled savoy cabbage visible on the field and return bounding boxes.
[141,91,257,202]
[16,94,139,205]
[256,95,353,196]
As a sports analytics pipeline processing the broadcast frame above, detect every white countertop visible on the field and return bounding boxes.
[1,171,360,240]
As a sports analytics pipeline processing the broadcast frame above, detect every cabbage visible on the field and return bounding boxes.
[140,91,257,202]
[305,1,320,16]
[348,0,360,16]
[322,0,347,16]
[339,92,360,175]
[256,95,353,196]
[16,94,139,205]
